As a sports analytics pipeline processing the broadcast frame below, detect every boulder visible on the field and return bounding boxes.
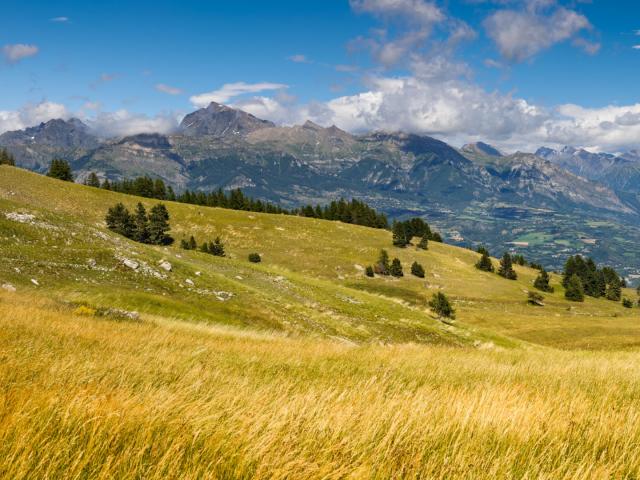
[158,260,172,272]
[1,283,16,292]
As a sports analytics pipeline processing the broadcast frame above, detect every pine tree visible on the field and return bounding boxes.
[180,239,190,249]
[429,292,455,319]
[189,235,197,250]
[147,204,172,245]
[565,274,585,302]
[392,221,408,248]
[475,252,494,272]
[622,298,633,308]
[533,269,554,292]
[411,261,425,278]
[606,278,622,302]
[365,265,375,277]
[375,249,391,275]
[0,148,15,166]
[431,232,443,243]
[101,178,112,190]
[105,203,134,238]
[390,258,403,277]
[200,242,210,254]
[498,253,517,280]
[477,246,489,256]
[417,233,429,250]
[85,172,100,187]
[209,237,225,257]
[47,159,74,181]
[132,203,149,243]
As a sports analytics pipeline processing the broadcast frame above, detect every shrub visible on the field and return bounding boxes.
[248,253,261,263]
[527,291,545,306]
[429,292,455,319]
[365,265,375,277]
[417,234,428,250]
[622,298,633,308]
[411,261,425,278]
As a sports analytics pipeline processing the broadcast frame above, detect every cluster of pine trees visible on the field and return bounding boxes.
[181,235,225,257]
[47,159,74,181]
[475,247,518,280]
[0,148,15,166]
[105,202,173,245]
[392,218,443,248]
[562,255,624,302]
[85,173,389,229]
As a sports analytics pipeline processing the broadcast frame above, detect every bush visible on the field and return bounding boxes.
[429,292,455,319]
[622,298,634,308]
[411,261,425,278]
[365,265,374,277]
[248,253,261,263]
[527,291,545,306]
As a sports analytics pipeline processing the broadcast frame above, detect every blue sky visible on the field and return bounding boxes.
[1,0,640,151]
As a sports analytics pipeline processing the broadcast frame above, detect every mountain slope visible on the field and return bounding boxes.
[1,165,638,350]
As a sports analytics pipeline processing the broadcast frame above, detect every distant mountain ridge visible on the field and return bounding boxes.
[2,102,640,276]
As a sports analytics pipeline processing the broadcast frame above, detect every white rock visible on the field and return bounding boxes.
[123,259,139,270]
[185,278,195,286]
[5,212,35,223]
[158,260,172,272]
[235,275,243,280]
[195,271,201,276]
[87,258,97,268]
[2,283,16,292]
[30,279,39,286]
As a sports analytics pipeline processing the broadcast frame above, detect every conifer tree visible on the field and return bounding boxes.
[101,178,112,190]
[189,235,197,250]
[180,239,190,249]
[390,258,403,277]
[147,204,172,245]
[0,148,16,166]
[85,172,100,187]
[622,298,633,308]
[105,203,134,238]
[376,249,391,275]
[476,251,494,272]
[47,159,74,181]
[533,269,554,293]
[417,233,428,250]
[132,203,149,243]
[209,237,225,257]
[429,292,455,319]
[498,253,517,280]
[606,278,622,302]
[565,274,585,302]
[411,261,425,278]
[392,221,409,247]
[365,265,375,277]
[200,242,210,254]
[477,246,489,256]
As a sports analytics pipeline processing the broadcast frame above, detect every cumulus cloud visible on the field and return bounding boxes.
[484,3,592,61]
[0,101,69,133]
[86,110,181,137]
[2,44,39,64]
[155,83,183,95]
[190,82,288,108]
[350,0,444,26]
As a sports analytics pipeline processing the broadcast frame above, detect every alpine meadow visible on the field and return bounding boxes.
[3,0,640,478]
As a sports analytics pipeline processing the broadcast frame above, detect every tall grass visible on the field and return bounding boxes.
[2,293,640,479]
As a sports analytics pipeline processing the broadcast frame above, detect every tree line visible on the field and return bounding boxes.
[105,202,173,245]
[0,148,16,166]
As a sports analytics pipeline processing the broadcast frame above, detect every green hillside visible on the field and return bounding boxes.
[1,165,637,350]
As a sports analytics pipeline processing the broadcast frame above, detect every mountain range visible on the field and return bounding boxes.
[2,102,640,280]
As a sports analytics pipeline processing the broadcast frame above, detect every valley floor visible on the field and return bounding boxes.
[2,292,640,479]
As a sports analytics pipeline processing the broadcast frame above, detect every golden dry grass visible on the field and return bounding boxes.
[2,292,640,479]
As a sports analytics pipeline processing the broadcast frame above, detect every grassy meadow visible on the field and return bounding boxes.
[2,165,640,478]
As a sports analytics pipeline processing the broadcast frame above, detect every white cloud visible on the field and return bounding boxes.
[86,110,181,138]
[2,44,39,64]
[350,0,444,26]
[0,101,69,133]
[633,45,640,50]
[189,82,288,108]
[155,83,183,95]
[288,54,310,63]
[50,16,70,23]
[484,5,592,61]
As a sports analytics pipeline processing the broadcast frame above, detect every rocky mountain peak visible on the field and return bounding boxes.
[179,101,275,137]
[461,142,503,158]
